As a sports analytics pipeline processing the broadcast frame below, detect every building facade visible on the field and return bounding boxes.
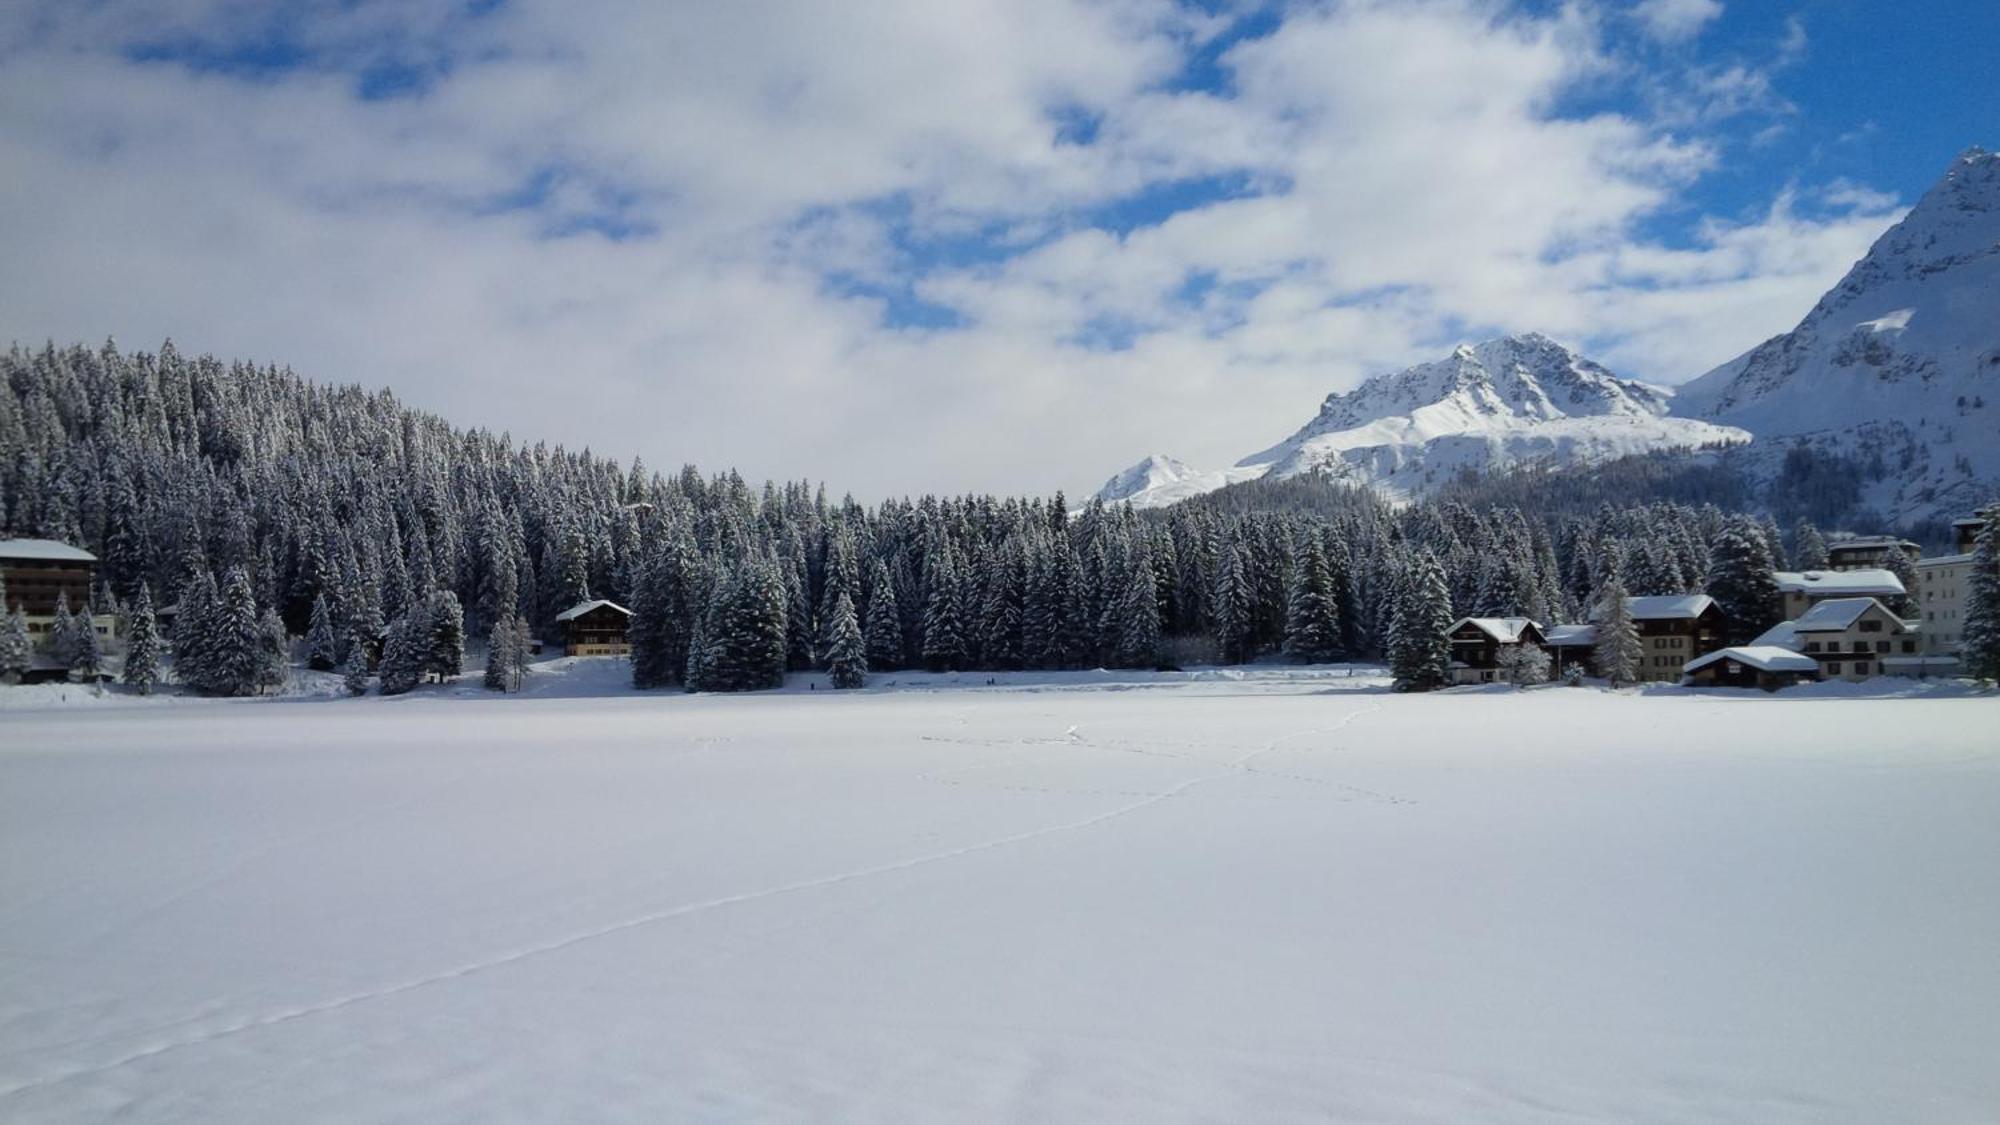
[556,599,632,657]
[1774,569,1906,620]
[1445,617,1546,685]
[1787,597,1919,682]
[1622,595,1727,683]
[1823,535,1921,571]
[1914,552,1972,659]
[0,538,114,646]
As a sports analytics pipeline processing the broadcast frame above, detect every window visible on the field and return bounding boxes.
[1805,641,1821,653]
[1827,661,1842,674]
[1860,620,1882,633]
[1875,641,1889,653]
[1902,641,1916,653]
[1853,661,1871,676]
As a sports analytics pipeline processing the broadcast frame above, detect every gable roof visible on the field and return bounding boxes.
[1544,623,1598,646]
[1622,594,1715,621]
[1825,535,1918,551]
[1773,569,1904,597]
[1750,620,1802,650]
[1684,646,1819,676]
[0,538,97,563]
[1448,616,1541,643]
[555,598,631,622]
[1790,597,1903,633]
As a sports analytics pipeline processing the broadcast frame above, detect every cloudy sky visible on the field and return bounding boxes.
[1,1,1992,498]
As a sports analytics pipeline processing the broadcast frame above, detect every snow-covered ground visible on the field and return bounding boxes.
[2,666,1997,1122]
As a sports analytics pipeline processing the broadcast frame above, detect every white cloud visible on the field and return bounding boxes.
[1632,0,1725,44]
[0,0,1902,498]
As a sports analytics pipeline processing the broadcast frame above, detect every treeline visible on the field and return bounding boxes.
[1,339,1839,695]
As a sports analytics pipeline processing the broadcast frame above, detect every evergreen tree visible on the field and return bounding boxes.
[920,542,966,671]
[377,614,421,696]
[46,591,80,670]
[1388,550,1453,692]
[1792,518,1830,570]
[193,567,265,696]
[485,610,522,692]
[342,628,371,696]
[70,606,104,683]
[304,594,338,671]
[1593,578,1644,687]
[172,568,218,690]
[424,589,465,682]
[1959,505,2000,685]
[256,608,290,693]
[1212,543,1254,664]
[1705,523,1781,644]
[123,583,162,693]
[700,562,788,691]
[1282,537,1344,664]
[1112,559,1161,668]
[863,559,904,671]
[825,589,867,689]
[1880,547,1919,617]
[0,605,27,684]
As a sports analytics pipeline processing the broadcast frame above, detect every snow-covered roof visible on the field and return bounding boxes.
[1825,535,1918,551]
[1448,616,1540,643]
[1916,553,1973,568]
[1683,646,1819,675]
[0,538,97,563]
[555,599,631,622]
[1791,597,1899,633]
[1774,569,1904,596]
[1544,623,1598,646]
[1750,620,1802,650]
[1622,594,1715,621]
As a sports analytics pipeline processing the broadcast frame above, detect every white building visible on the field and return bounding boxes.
[1773,569,1905,620]
[1777,597,1920,682]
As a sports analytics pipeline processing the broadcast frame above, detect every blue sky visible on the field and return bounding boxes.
[0,1,1992,497]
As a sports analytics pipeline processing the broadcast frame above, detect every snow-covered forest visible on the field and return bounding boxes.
[0,340,1848,694]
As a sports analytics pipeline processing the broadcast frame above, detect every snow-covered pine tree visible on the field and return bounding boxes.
[863,558,904,672]
[304,594,338,671]
[1880,547,1919,616]
[1792,518,1830,570]
[1704,522,1781,644]
[1592,577,1644,687]
[123,583,162,693]
[700,561,788,692]
[2,604,31,684]
[825,589,866,689]
[1959,504,2000,685]
[46,590,80,671]
[377,615,421,696]
[342,628,371,696]
[172,568,218,690]
[920,541,966,672]
[256,607,290,694]
[424,589,465,683]
[1496,641,1550,687]
[1113,556,1161,668]
[1282,535,1343,664]
[194,567,265,696]
[70,606,104,683]
[1212,542,1254,664]
[1388,550,1453,692]
[484,610,519,691]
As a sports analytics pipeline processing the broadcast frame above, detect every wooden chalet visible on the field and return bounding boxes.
[1445,617,1546,685]
[556,599,632,657]
[1681,646,1819,692]
[1542,624,1598,678]
[1594,595,1727,683]
[1823,535,1921,571]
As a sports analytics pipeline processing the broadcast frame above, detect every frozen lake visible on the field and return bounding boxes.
[3,669,1997,1122]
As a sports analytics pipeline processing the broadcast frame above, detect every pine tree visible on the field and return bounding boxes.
[1212,543,1254,664]
[1113,559,1161,668]
[70,606,104,683]
[863,559,904,672]
[378,614,421,696]
[1705,523,1781,644]
[1958,505,2000,685]
[1388,551,1453,692]
[1593,578,1644,687]
[172,568,218,690]
[256,608,290,693]
[424,589,465,682]
[825,589,867,689]
[1880,547,1919,616]
[342,628,371,696]
[123,583,162,694]
[1282,536,1343,664]
[193,567,264,697]
[0,606,27,684]
[485,610,522,692]
[1792,519,1830,570]
[46,591,80,670]
[700,562,788,691]
[920,542,966,671]
[304,594,338,671]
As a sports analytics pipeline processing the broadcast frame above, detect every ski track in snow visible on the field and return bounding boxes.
[0,707,1381,1104]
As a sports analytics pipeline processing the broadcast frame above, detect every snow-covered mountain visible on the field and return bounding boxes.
[1096,333,1748,508]
[1672,146,2000,522]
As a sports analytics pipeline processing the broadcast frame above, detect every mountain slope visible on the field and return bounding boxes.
[1097,333,1747,508]
[1093,454,1265,509]
[1673,146,2000,521]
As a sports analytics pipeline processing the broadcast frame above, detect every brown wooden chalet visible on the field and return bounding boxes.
[1445,617,1546,684]
[556,599,632,657]
[1593,594,1727,683]
[1681,646,1819,692]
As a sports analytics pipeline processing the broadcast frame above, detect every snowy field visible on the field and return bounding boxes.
[2,665,1998,1123]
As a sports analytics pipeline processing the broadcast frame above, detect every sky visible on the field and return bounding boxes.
[0,1,1993,500]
